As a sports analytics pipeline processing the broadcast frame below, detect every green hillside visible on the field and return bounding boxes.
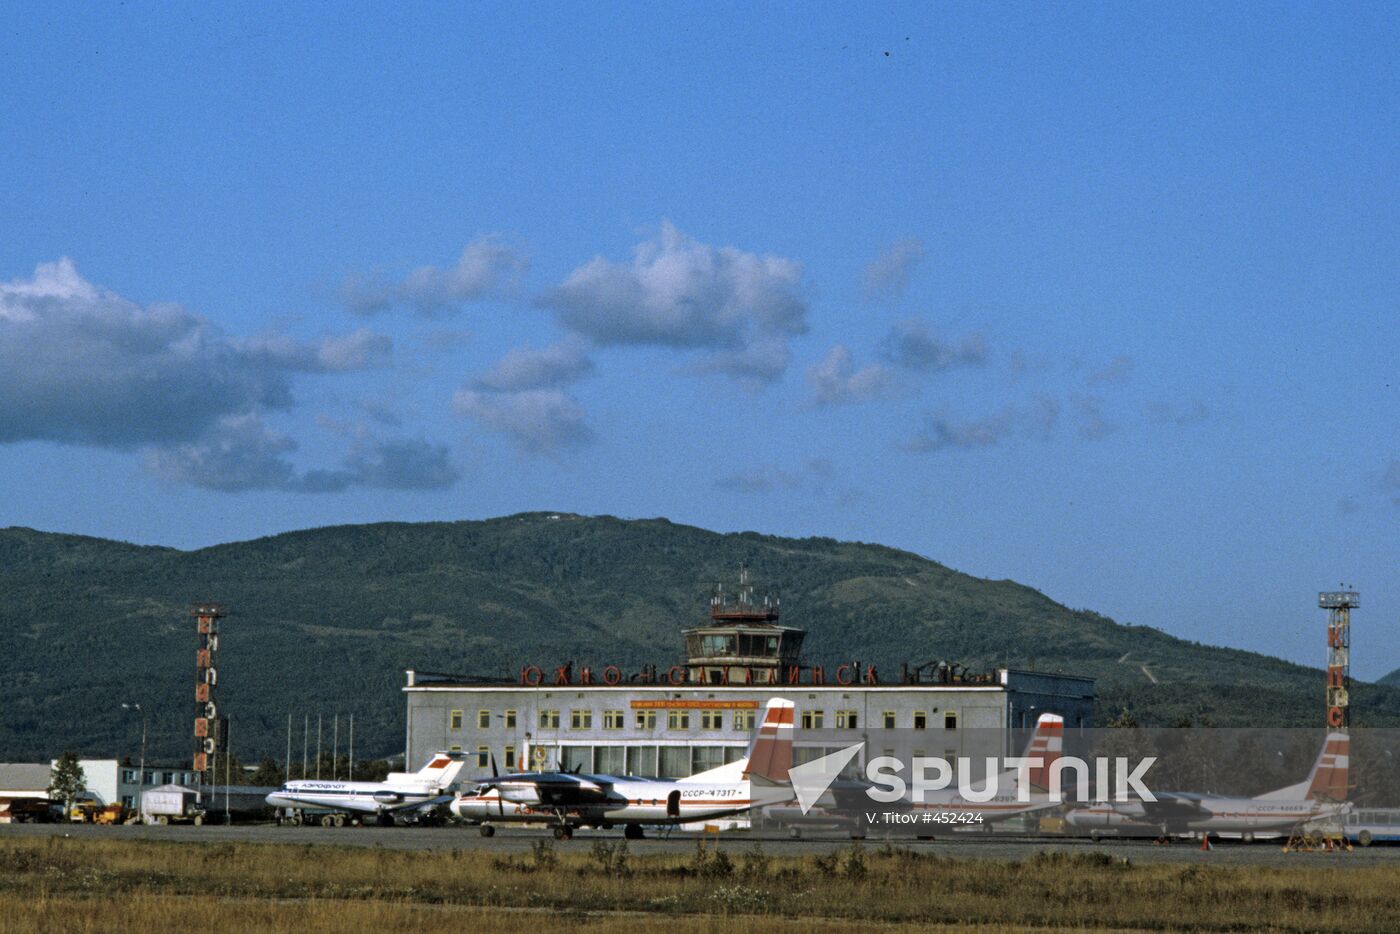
[1,513,1394,763]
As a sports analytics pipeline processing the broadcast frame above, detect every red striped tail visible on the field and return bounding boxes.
[743,698,795,783]
[1306,732,1349,801]
[1025,713,1064,790]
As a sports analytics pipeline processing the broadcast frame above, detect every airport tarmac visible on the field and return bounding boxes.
[3,821,1394,866]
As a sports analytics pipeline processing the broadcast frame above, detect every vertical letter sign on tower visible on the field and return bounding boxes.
[1318,590,1357,731]
[192,605,226,777]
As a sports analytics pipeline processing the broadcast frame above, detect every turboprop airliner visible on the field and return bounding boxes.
[266,751,468,826]
[451,697,795,839]
[1064,732,1349,838]
[869,712,1067,827]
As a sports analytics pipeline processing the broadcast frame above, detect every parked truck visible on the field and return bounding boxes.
[141,785,206,826]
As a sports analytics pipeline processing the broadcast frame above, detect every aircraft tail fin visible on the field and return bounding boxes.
[1305,732,1349,801]
[390,751,468,789]
[742,698,795,783]
[681,698,794,784]
[1256,732,1349,801]
[1023,713,1064,790]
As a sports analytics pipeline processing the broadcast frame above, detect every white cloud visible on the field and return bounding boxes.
[453,388,593,455]
[0,258,389,448]
[472,337,594,392]
[690,338,791,389]
[144,415,299,492]
[343,234,527,315]
[806,345,894,407]
[539,222,807,371]
[145,415,458,492]
[862,238,925,302]
[880,319,987,373]
[905,396,1062,454]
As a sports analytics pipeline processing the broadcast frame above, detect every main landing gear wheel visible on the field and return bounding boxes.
[320,815,334,828]
[333,814,346,828]
[553,826,573,840]
[624,824,644,840]
[1359,830,1373,847]
[480,824,496,837]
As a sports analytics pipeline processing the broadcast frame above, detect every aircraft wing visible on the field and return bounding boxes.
[472,772,614,807]
[1136,793,1211,824]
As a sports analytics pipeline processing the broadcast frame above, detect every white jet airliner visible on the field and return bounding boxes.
[451,697,795,839]
[266,751,468,826]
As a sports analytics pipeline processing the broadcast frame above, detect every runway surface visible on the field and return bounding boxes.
[3,821,1393,866]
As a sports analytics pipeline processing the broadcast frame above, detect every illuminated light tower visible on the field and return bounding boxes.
[192,605,227,784]
[1318,589,1357,731]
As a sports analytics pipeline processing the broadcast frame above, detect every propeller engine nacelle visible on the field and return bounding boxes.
[498,784,542,805]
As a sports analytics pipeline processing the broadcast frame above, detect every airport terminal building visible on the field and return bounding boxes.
[403,579,1095,779]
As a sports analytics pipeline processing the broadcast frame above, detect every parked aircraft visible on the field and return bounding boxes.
[451,698,795,839]
[265,751,468,826]
[1064,732,1349,838]
[759,712,1065,836]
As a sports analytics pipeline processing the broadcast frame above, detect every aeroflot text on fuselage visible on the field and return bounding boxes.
[864,756,1158,804]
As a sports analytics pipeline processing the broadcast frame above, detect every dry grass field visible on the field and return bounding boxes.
[1,835,1396,932]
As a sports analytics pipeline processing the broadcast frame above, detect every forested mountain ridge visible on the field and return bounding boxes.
[2,513,1394,762]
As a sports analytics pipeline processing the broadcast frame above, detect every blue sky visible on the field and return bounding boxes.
[3,4,1397,677]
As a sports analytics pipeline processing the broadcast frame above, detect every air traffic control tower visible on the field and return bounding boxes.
[683,569,804,685]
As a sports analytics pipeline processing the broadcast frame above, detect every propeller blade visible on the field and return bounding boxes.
[490,754,499,779]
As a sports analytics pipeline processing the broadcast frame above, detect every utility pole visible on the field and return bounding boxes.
[332,714,339,780]
[349,714,354,782]
[316,714,322,779]
[224,717,232,824]
[122,703,147,809]
[302,714,308,781]
[285,712,292,784]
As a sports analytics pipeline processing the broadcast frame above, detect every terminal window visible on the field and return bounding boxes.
[667,710,691,730]
[476,746,489,768]
[635,709,657,730]
[882,711,896,729]
[700,710,722,730]
[478,709,491,729]
[603,710,625,730]
[835,709,858,729]
[504,746,516,769]
[801,710,824,729]
[449,709,463,730]
[570,709,593,730]
[539,709,560,729]
[504,709,517,728]
[913,711,928,729]
[733,710,755,731]
[944,711,958,730]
